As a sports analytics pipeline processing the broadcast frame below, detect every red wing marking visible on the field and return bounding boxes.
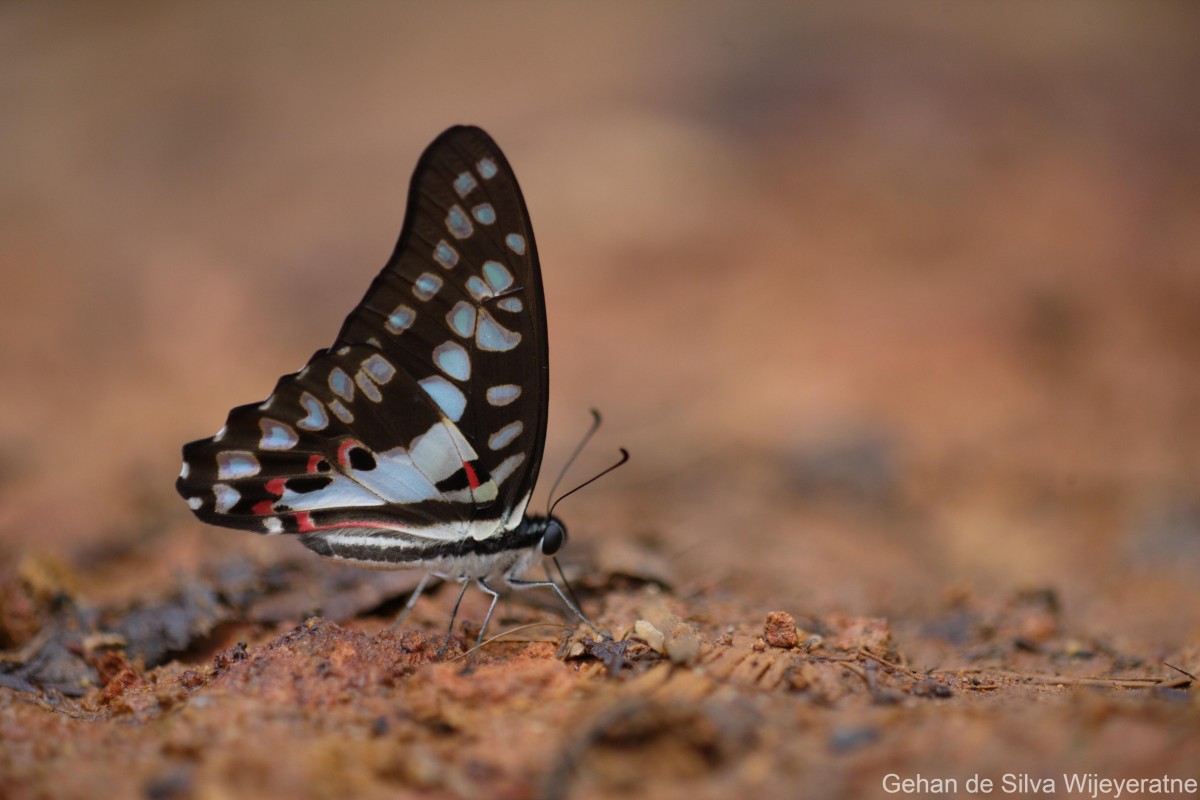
[336,440,359,467]
[462,460,481,490]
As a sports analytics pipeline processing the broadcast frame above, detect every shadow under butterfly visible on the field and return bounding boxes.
[176,125,624,656]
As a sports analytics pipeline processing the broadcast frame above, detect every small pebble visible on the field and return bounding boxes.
[633,620,666,653]
[764,611,800,648]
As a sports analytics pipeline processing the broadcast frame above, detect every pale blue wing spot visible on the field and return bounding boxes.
[418,376,467,421]
[355,371,383,403]
[446,301,477,338]
[263,517,283,534]
[475,309,522,352]
[453,172,477,198]
[179,461,190,479]
[477,158,498,179]
[280,473,389,509]
[329,367,354,401]
[505,233,526,255]
[385,304,416,334]
[410,423,470,483]
[491,453,526,486]
[186,496,203,511]
[466,275,493,302]
[486,384,521,406]
[497,297,523,313]
[433,341,471,381]
[482,261,514,293]
[434,240,459,269]
[347,445,439,504]
[413,272,443,301]
[362,354,395,384]
[298,392,329,430]
[213,483,241,513]
[488,421,524,451]
[446,205,473,239]
[259,419,299,451]
[442,419,480,461]
[329,398,354,424]
[218,450,261,480]
[472,203,496,225]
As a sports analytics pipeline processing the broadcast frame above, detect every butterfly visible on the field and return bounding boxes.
[176,125,599,651]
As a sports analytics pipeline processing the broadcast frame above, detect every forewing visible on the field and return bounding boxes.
[334,126,548,517]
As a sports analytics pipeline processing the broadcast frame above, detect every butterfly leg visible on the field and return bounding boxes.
[474,577,502,652]
[507,576,602,637]
[436,578,472,658]
[389,572,432,631]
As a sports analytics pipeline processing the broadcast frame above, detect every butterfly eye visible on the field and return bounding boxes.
[541,520,566,555]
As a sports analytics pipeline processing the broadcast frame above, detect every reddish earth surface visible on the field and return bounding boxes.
[2,5,1199,799]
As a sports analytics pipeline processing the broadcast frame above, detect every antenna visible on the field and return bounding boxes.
[546,409,603,510]
[548,448,629,518]
[544,409,630,517]
[537,414,629,642]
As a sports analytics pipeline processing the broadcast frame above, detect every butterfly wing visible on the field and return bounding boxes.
[177,126,548,548]
[334,126,549,520]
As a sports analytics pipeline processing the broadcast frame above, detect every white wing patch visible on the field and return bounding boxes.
[313,517,510,553]
[350,446,441,504]
[284,421,497,536]
[410,422,477,483]
[279,473,386,511]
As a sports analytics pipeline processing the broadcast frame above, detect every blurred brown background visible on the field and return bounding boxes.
[1,2,1198,651]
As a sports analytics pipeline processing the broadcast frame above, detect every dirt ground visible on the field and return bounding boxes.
[2,3,1199,799]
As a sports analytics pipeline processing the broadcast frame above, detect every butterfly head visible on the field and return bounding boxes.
[537,515,568,554]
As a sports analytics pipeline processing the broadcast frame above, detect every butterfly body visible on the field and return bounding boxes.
[176,127,582,628]
[299,514,561,579]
